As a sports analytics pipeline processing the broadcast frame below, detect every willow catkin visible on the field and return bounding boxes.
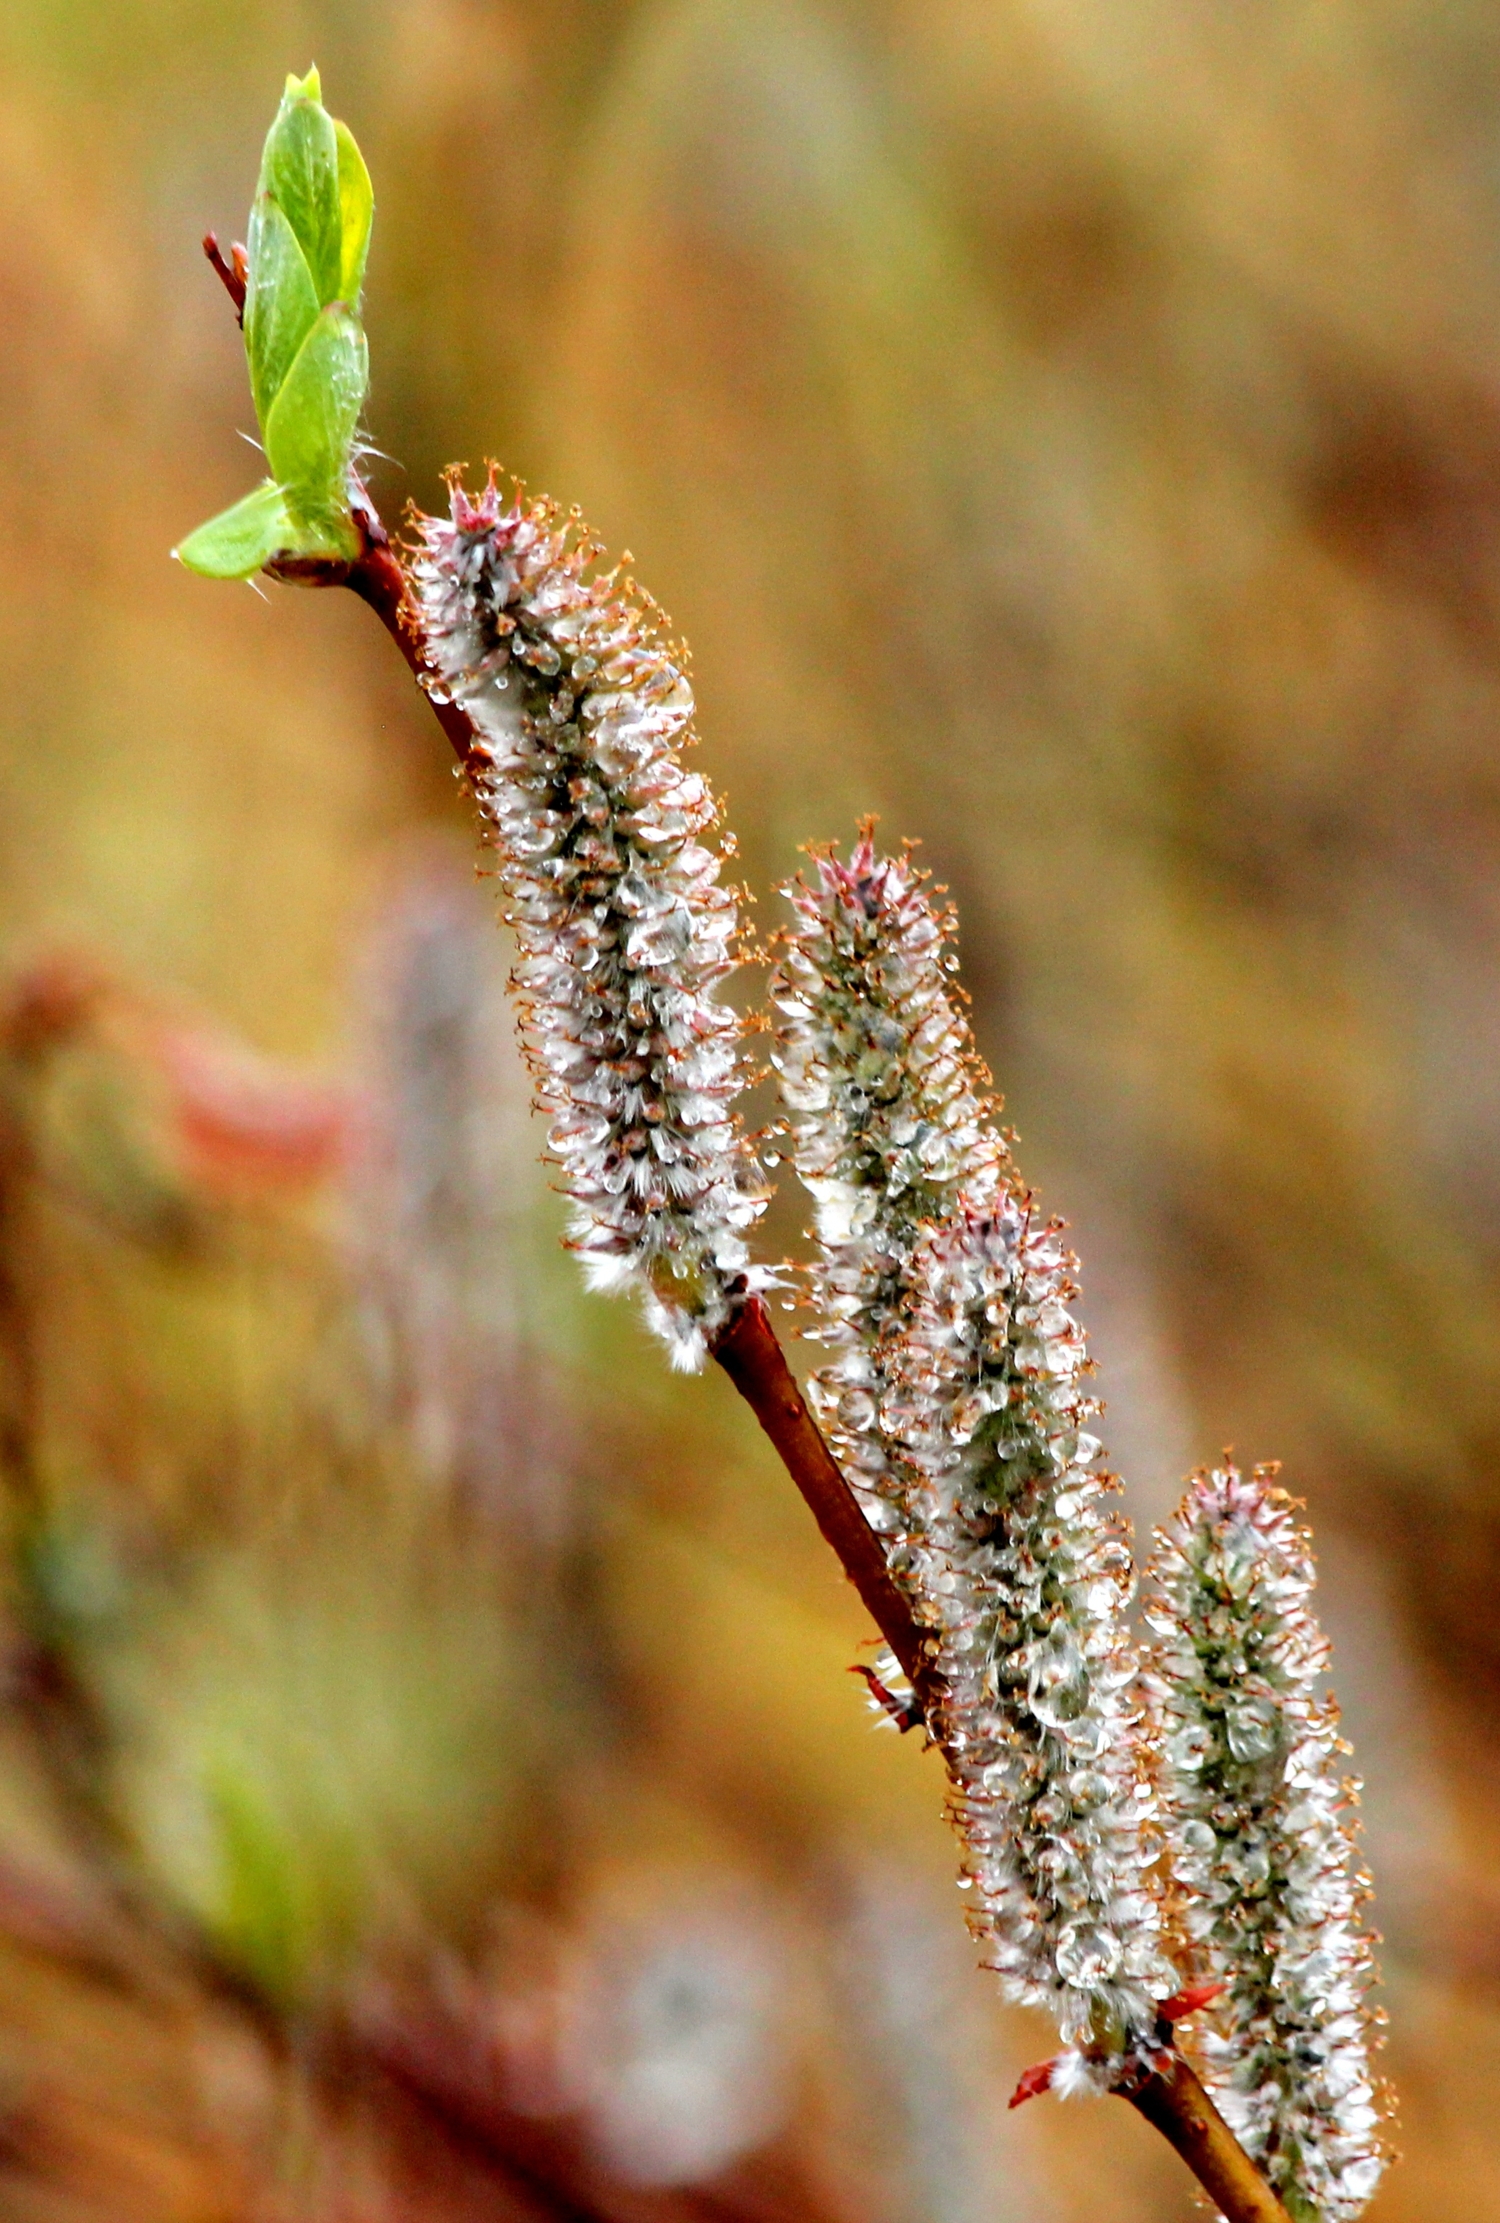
[773,834,1171,2071]
[409,476,768,1368]
[1146,1463,1389,2219]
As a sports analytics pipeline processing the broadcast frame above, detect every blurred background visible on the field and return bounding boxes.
[0,0,1495,2214]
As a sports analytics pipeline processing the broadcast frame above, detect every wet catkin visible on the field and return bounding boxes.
[773,834,1171,2072]
[1146,1463,1388,2219]
[410,477,768,1369]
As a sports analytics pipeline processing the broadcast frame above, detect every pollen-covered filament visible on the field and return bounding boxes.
[408,478,767,1368]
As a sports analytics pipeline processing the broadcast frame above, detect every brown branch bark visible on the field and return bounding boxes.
[237,472,1295,2223]
[1123,2049,1294,2223]
[709,1294,927,1692]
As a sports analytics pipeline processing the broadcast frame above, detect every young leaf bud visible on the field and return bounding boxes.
[176,68,374,579]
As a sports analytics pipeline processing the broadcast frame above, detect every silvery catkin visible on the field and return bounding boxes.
[410,477,767,1369]
[1146,1463,1389,2219]
[773,834,1171,2073]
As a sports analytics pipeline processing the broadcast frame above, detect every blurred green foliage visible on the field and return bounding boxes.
[101,1499,526,2003]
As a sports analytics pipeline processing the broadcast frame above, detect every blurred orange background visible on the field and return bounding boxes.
[1,3,1498,2216]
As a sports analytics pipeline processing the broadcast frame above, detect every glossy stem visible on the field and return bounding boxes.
[1123,2048,1295,2223]
[710,1294,927,1691]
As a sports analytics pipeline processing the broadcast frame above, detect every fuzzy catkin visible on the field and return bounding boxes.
[772,833,1007,1486]
[408,477,767,1369]
[1146,1464,1388,2221]
[773,837,1171,2064]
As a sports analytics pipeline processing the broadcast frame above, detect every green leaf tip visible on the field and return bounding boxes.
[174,482,294,579]
[182,67,375,583]
[256,67,371,317]
[259,72,343,309]
[334,119,373,306]
[174,469,360,579]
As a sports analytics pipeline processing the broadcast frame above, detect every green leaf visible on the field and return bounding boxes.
[179,71,376,589]
[174,482,294,579]
[257,67,342,306]
[335,119,373,307]
[281,509,363,563]
[262,299,367,512]
[243,194,319,430]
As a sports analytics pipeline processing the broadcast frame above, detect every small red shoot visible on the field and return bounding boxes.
[1160,1981,1227,2024]
[1009,2057,1060,2109]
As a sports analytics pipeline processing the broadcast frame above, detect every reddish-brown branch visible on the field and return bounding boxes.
[227,448,1297,2223]
[347,535,487,774]
[710,1295,927,1692]
[1123,2049,1294,2223]
[267,503,485,778]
